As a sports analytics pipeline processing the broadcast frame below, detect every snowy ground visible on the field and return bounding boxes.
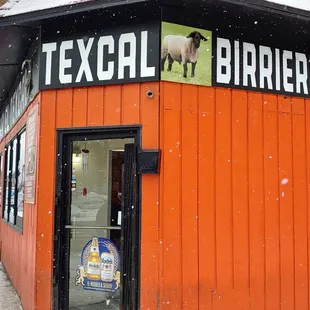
[0,263,23,310]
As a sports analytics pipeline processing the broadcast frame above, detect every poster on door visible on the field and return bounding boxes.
[24,103,39,204]
[75,237,120,293]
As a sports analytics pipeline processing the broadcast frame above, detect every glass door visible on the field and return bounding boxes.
[55,136,138,310]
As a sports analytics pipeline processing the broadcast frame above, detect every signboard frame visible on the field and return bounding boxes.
[24,99,39,204]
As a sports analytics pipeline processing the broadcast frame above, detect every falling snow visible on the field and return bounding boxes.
[281,178,289,185]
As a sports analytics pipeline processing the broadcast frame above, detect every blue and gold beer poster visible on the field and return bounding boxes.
[75,237,120,293]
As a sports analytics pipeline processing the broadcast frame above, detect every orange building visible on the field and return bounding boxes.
[0,0,310,309]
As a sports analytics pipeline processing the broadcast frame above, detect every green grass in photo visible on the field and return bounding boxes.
[161,21,212,86]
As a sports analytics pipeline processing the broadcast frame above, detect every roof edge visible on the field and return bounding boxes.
[162,0,310,20]
[0,0,153,27]
[220,0,310,19]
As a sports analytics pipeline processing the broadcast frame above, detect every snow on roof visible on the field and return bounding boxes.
[266,0,310,11]
[0,0,95,17]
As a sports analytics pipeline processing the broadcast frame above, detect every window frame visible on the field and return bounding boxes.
[2,127,27,232]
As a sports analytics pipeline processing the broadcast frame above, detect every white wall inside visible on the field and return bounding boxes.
[72,139,132,196]
[70,138,133,232]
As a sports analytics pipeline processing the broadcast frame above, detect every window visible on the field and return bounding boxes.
[9,139,17,225]
[17,131,26,228]
[3,129,26,231]
[3,144,11,221]
[0,154,3,206]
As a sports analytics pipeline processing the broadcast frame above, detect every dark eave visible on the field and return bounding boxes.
[0,25,36,103]
[0,0,310,28]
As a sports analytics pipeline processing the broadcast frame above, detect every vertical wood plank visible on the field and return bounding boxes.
[198,87,215,309]
[87,86,104,126]
[306,98,310,310]
[36,90,57,310]
[292,97,308,310]
[181,84,199,308]
[72,88,87,127]
[139,82,160,309]
[263,94,280,310]
[231,90,249,289]
[160,82,182,310]
[56,89,73,128]
[248,92,265,310]
[140,83,159,148]
[278,96,294,310]
[104,85,121,125]
[159,82,165,310]
[121,84,140,125]
[214,88,233,307]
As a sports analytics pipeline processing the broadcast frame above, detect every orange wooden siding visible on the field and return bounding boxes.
[0,96,39,310]
[159,81,310,310]
[37,83,160,310]
[1,81,310,310]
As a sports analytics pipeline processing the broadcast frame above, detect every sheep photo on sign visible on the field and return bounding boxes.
[161,22,212,86]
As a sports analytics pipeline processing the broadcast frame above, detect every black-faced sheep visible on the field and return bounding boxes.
[161,31,208,78]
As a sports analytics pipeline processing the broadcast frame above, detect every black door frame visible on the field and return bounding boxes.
[52,125,141,310]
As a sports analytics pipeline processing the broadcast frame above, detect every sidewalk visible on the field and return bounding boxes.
[0,263,23,310]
